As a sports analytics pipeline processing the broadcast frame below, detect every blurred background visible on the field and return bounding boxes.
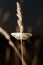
[0,0,43,65]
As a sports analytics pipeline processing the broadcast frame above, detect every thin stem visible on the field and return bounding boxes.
[21,39,23,65]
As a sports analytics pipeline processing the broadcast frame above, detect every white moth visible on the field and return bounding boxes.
[11,33,32,40]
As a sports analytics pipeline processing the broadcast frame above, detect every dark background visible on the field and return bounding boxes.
[0,0,43,34]
[0,0,43,65]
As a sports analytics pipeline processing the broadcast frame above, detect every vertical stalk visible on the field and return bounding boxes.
[21,39,23,65]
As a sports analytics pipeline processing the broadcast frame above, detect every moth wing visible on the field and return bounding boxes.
[11,33,20,40]
[22,33,32,40]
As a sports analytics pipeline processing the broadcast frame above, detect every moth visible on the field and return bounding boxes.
[11,33,32,40]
